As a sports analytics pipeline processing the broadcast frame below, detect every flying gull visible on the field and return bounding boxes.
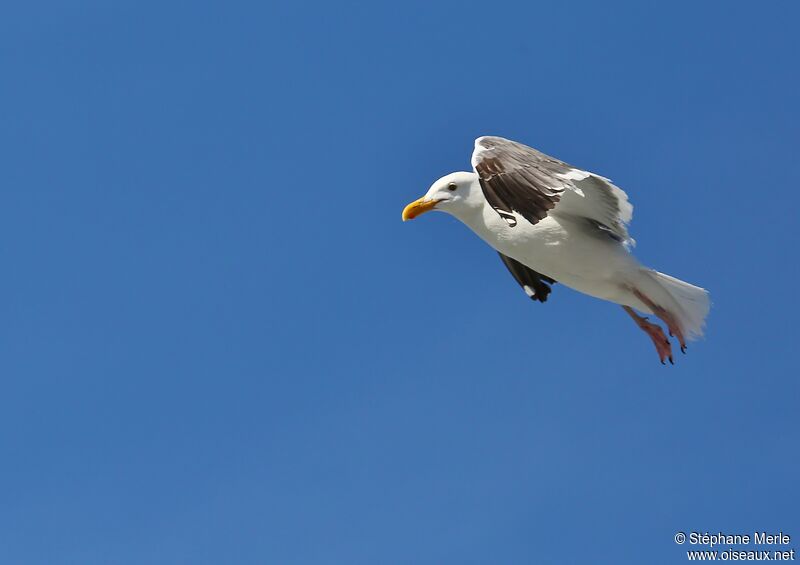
[402,136,710,364]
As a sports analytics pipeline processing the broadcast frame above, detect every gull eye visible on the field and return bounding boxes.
[447,182,458,191]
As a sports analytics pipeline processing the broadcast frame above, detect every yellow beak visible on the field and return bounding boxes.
[402,197,440,221]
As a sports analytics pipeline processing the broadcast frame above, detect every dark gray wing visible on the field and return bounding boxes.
[471,136,576,227]
[497,253,557,303]
[472,136,634,243]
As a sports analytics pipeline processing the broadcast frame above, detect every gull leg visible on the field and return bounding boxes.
[631,289,687,353]
[623,306,673,365]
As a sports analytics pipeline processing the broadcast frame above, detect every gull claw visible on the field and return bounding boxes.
[623,306,675,365]
[630,289,688,356]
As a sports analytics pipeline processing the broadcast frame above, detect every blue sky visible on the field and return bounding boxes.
[1,1,798,563]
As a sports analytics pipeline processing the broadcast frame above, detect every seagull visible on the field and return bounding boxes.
[402,136,710,364]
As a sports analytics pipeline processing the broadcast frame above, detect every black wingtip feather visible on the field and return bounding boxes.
[497,253,556,305]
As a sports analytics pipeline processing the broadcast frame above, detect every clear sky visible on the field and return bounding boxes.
[1,1,798,563]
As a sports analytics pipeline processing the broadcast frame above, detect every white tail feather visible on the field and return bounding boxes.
[635,270,711,340]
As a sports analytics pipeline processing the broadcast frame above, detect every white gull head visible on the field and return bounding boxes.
[401,171,483,222]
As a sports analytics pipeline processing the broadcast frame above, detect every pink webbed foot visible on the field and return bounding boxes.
[631,289,687,353]
[623,306,674,364]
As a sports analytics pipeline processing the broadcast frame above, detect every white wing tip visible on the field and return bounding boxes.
[557,169,591,182]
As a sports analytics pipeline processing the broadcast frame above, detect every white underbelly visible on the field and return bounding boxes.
[467,210,640,304]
